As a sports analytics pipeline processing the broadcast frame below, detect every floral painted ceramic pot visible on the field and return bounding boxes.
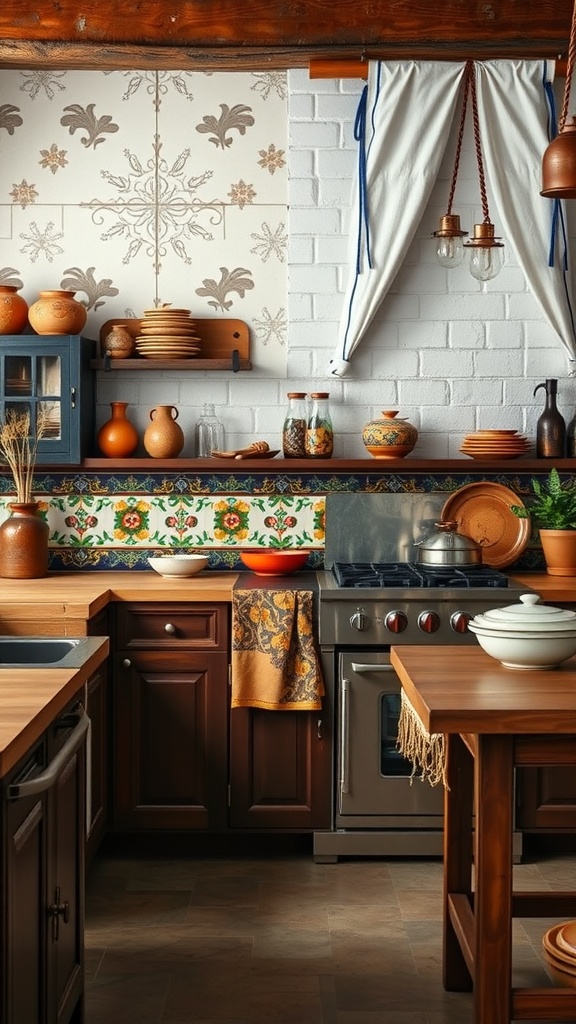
[0,285,29,335]
[28,289,87,336]
[362,410,418,459]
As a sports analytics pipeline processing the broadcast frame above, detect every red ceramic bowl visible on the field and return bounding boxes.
[239,550,310,576]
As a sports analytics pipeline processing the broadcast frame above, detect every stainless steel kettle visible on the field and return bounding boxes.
[416,520,482,567]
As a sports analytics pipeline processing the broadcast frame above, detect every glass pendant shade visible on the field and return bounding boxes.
[433,214,467,268]
[464,222,504,282]
[541,116,576,199]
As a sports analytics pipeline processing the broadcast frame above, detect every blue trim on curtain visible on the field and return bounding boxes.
[542,62,576,345]
[337,64,383,364]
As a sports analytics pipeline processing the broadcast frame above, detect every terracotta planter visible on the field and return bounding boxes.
[28,289,87,336]
[143,405,184,458]
[539,529,576,576]
[97,402,139,458]
[0,501,49,579]
[0,285,29,335]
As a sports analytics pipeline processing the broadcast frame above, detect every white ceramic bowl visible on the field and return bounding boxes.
[467,622,576,670]
[148,554,208,578]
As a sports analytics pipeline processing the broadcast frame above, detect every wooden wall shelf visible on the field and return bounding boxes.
[91,318,251,372]
[74,457,576,472]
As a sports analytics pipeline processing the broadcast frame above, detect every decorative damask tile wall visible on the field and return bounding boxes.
[0,68,288,375]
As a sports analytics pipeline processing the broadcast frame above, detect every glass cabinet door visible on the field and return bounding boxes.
[3,353,62,441]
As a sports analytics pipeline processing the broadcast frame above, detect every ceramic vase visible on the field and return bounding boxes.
[362,410,418,459]
[0,501,49,579]
[0,285,29,335]
[102,325,136,359]
[97,402,139,458]
[28,289,87,336]
[143,405,184,458]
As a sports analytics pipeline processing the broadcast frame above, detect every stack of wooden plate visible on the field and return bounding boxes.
[135,307,202,359]
[459,430,532,460]
[542,920,576,988]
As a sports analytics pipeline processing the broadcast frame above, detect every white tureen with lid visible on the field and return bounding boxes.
[468,593,576,670]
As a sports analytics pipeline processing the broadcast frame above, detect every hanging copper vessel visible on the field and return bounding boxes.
[541,116,576,199]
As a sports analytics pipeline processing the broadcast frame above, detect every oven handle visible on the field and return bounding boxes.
[351,662,394,673]
[340,678,350,795]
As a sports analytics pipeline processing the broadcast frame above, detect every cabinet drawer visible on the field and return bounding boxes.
[116,603,229,650]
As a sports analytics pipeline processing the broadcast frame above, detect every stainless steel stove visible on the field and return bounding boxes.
[313,494,530,862]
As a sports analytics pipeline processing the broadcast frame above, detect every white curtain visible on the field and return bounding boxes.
[329,59,576,377]
[475,60,576,366]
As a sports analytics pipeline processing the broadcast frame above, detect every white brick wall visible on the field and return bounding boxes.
[285,67,576,459]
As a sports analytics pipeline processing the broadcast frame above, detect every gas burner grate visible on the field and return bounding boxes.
[331,562,509,589]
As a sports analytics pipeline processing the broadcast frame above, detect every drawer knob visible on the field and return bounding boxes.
[164,622,177,634]
[122,658,131,668]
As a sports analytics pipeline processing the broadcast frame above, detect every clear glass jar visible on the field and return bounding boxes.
[282,392,308,458]
[305,392,333,458]
[195,403,225,457]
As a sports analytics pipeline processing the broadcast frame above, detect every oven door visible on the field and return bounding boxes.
[336,651,444,826]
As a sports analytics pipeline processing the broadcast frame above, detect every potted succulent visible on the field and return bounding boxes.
[511,467,576,576]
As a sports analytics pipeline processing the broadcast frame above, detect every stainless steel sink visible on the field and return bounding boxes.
[0,636,105,668]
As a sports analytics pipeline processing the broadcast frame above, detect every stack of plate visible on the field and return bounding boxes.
[135,307,202,360]
[459,430,532,460]
[542,920,576,988]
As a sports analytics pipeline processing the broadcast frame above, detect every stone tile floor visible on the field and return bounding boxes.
[85,838,575,1023]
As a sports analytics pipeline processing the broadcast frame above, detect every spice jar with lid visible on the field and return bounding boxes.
[282,393,308,458]
[305,392,333,458]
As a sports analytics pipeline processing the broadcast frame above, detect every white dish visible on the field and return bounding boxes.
[467,620,576,669]
[148,554,208,578]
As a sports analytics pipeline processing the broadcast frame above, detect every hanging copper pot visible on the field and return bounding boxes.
[541,116,576,199]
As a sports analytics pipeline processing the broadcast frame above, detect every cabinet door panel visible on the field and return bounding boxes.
[516,766,576,830]
[114,651,229,830]
[50,752,84,1024]
[229,707,331,830]
[6,792,45,1024]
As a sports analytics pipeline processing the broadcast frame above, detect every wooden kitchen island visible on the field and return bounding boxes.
[390,645,576,1024]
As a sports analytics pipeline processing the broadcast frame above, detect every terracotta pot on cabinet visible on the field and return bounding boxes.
[0,285,29,335]
[0,502,49,578]
[28,289,87,336]
[143,405,184,458]
[539,529,576,577]
[97,402,139,458]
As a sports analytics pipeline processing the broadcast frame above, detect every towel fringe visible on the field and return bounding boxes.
[397,690,448,789]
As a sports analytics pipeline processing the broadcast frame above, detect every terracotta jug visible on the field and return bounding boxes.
[0,502,49,578]
[97,402,139,458]
[28,289,87,336]
[143,405,184,458]
[0,284,29,335]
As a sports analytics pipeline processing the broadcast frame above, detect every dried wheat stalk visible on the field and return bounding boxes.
[0,408,48,504]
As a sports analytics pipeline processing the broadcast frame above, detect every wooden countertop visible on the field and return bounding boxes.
[390,645,576,735]
[509,573,576,603]
[0,571,240,623]
[0,637,109,779]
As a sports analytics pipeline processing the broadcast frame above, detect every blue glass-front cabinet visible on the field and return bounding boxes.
[0,334,94,464]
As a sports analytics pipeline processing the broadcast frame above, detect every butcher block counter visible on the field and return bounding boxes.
[0,571,239,631]
[391,645,576,1024]
[0,636,109,778]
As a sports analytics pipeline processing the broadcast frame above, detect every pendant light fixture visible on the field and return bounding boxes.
[434,61,504,281]
[463,63,504,281]
[541,1,576,198]
[433,63,470,268]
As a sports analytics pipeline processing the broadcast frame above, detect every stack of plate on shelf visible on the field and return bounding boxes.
[542,920,576,988]
[135,307,202,360]
[459,430,532,460]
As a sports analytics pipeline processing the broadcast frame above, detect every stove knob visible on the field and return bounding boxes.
[385,610,408,634]
[418,610,441,634]
[350,608,371,631]
[451,610,472,634]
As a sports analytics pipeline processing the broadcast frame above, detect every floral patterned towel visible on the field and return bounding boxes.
[231,589,325,710]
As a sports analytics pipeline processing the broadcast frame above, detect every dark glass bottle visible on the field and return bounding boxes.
[567,410,576,457]
[533,379,565,458]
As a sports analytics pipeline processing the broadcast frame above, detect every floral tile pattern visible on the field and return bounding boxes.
[0,68,288,375]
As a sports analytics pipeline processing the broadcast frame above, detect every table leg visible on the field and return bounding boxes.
[474,733,514,1024]
[443,732,474,991]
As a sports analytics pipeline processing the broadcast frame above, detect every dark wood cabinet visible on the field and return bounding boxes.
[1,702,87,1024]
[112,600,332,834]
[112,603,229,831]
[85,610,110,864]
[229,706,331,830]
